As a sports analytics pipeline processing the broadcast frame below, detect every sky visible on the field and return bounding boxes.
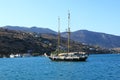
[0,0,120,35]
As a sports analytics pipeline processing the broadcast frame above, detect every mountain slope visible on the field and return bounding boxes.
[0,28,57,57]
[0,28,112,57]
[62,30,120,48]
[2,26,120,48]
[3,26,57,34]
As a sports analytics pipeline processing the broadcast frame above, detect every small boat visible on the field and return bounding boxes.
[9,54,22,58]
[10,54,15,58]
[46,11,89,61]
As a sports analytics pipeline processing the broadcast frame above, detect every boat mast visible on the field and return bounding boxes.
[58,17,60,54]
[68,11,70,53]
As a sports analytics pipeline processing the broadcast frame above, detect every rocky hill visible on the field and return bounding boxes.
[0,28,113,57]
[3,26,57,34]
[2,26,120,48]
[62,30,120,48]
[0,28,57,57]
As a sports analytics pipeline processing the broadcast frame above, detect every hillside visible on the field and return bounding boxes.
[0,28,113,57]
[2,26,120,48]
[0,28,57,57]
[62,30,120,48]
[3,26,57,34]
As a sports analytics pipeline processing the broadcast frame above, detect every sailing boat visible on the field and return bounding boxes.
[46,12,88,61]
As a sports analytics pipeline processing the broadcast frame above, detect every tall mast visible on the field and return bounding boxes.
[68,11,70,53]
[58,17,60,54]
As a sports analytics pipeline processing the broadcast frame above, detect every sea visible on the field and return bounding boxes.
[0,54,120,80]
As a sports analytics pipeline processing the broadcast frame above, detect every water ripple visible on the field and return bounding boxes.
[0,54,120,80]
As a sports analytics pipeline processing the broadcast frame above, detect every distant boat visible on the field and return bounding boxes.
[10,54,14,58]
[9,54,21,58]
[46,11,89,61]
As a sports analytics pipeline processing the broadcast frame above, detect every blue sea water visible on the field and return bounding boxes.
[0,54,120,80]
